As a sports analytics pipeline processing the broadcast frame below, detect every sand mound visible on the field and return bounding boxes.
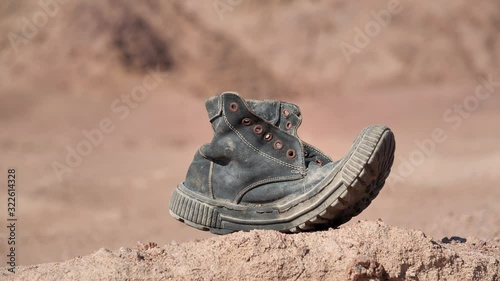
[3,221,498,280]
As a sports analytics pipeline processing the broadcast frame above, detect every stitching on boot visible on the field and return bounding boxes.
[223,114,305,171]
[234,175,300,203]
[208,161,214,199]
[226,93,306,166]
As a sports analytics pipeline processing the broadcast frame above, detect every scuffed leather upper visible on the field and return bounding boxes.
[184,92,333,204]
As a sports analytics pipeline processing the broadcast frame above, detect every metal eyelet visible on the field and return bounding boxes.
[253,125,263,135]
[273,140,284,150]
[315,159,323,166]
[242,118,252,126]
[264,132,273,142]
[286,149,297,159]
[283,109,290,117]
[286,121,293,129]
[229,102,239,112]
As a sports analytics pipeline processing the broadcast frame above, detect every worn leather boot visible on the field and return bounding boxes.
[169,92,395,234]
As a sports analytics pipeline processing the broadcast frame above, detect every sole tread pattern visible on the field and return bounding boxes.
[169,189,221,229]
[303,125,395,231]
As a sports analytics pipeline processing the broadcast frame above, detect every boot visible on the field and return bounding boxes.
[169,92,395,234]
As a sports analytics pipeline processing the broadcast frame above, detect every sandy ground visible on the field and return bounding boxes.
[0,0,499,279]
[2,221,499,280]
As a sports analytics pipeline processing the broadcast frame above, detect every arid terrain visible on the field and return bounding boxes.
[0,0,499,280]
[3,221,500,280]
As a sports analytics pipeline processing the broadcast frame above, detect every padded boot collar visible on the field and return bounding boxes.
[206,94,224,122]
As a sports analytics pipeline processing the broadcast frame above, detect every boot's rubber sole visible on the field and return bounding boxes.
[169,125,395,234]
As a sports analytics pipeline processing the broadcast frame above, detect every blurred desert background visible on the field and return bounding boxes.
[0,0,499,270]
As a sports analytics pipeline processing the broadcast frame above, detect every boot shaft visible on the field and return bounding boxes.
[185,92,307,203]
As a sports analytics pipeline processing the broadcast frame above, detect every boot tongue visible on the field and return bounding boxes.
[247,99,302,136]
[246,99,281,126]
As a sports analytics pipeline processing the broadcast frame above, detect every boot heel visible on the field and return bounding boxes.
[169,188,222,230]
